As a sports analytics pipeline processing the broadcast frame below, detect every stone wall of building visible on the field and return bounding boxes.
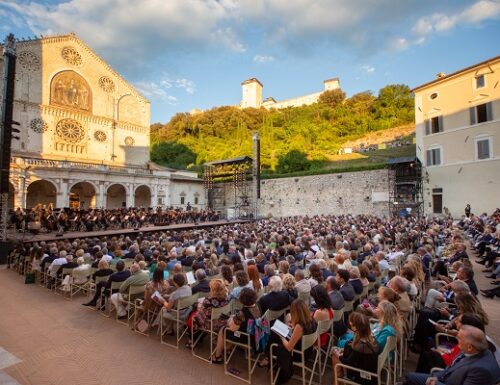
[218,169,390,218]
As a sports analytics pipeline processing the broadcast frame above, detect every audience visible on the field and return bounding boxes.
[9,209,500,384]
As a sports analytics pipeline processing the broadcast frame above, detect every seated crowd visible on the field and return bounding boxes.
[8,211,500,385]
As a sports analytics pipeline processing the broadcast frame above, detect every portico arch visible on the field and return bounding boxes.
[26,180,57,208]
[69,181,97,209]
[134,185,151,208]
[107,183,127,209]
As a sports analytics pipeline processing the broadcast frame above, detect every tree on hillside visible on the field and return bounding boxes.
[276,150,310,174]
[377,84,413,109]
[150,141,197,169]
[318,89,346,108]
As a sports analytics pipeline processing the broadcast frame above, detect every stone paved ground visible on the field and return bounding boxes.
[0,268,275,385]
[0,245,499,385]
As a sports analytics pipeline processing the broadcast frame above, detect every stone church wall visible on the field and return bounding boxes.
[221,169,390,218]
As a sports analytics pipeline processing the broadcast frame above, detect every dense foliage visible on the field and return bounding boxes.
[151,84,414,170]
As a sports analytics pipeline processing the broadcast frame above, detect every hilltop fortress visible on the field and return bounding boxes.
[240,77,340,109]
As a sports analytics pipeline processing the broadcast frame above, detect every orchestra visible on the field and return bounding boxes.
[8,205,220,234]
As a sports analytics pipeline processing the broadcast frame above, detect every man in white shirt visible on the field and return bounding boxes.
[376,251,390,271]
[101,248,113,263]
[295,269,313,295]
[49,250,69,277]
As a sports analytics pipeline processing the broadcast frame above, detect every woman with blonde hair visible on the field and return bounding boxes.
[282,273,298,299]
[205,253,219,276]
[406,257,425,285]
[278,260,290,277]
[92,258,113,281]
[372,300,400,349]
[187,279,230,348]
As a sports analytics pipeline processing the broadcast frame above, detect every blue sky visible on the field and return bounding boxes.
[1,0,500,123]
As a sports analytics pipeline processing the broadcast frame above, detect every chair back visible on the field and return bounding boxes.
[377,336,396,375]
[298,291,311,304]
[61,267,74,276]
[300,330,319,352]
[343,300,354,312]
[264,307,288,322]
[72,268,90,282]
[332,308,344,323]
[232,299,243,312]
[110,280,122,292]
[211,302,232,321]
[95,274,111,285]
[361,285,369,299]
[177,293,199,310]
[317,318,333,335]
[127,284,146,297]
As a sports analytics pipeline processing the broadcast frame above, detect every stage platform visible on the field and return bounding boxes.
[7,219,251,244]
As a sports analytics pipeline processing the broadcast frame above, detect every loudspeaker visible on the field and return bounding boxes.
[0,241,14,265]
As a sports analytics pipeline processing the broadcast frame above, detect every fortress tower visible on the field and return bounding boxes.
[240,78,263,108]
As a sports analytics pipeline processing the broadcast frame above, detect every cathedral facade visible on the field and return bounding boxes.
[0,33,203,210]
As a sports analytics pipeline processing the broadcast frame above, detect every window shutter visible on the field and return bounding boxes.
[470,107,477,125]
[435,149,441,165]
[426,150,431,166]
[425,119,431,135]
[438,116,444,132]
[486,102,493,122]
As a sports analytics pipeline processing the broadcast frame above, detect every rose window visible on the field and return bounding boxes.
[98,76,116,93]
[61,47,83,66]
[124,136,135,146]
[94,130,107,142]
[56,119,85,143]
[30,118,48,133]
[18,51,40,71]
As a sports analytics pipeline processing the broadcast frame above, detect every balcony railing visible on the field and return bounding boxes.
[11,156,154,175]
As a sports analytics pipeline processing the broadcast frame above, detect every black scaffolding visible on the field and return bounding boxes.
[203,156,253,219]
[387,156,424,218]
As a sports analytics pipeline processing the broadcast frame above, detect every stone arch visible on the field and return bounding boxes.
[8,182,15,209]
[69,181,97,209]
[107,183,127,209]
[50,70,92,113]
[26,179,57,209]
[134,185,151,208]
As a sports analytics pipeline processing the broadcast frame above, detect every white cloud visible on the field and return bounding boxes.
[175,78,196,94]
[361,65,375,74]
[402,0,500,48]
[253,54,275,63]
[389,37,409,52]
[134,81,178,105]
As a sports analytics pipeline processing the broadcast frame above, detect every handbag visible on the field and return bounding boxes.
[136,319,149,333]
[25,272,36,284]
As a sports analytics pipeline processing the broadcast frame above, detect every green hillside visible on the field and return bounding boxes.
[150,84,414,172]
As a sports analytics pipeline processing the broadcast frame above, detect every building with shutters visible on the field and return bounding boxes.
[413,55,500,218]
